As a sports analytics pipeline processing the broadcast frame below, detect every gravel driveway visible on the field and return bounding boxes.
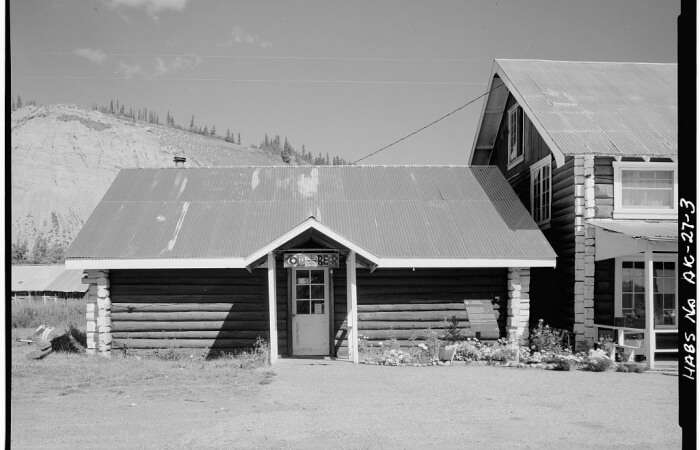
[12,357,680,449]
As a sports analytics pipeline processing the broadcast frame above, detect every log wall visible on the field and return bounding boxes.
[593,258,615,326]
[594,156,615,218]
[110,268,286,355]
[333,268,507,352]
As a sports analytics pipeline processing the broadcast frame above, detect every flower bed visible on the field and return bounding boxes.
[357,319,647,373]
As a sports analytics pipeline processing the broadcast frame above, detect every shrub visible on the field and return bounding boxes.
[424,328,442,361]
[441,316,465,343]
[616,362,647,373]
[528,319,570,353]
[582,355,615,372]
[454,339,483,361]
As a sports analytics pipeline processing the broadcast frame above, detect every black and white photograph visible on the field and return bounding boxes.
[6,0,696,448]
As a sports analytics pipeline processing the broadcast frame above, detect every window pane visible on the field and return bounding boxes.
[622,261,633,269]
[664,294,676,310]
[634,293,645,308]
[621,278,632,292]
[311,300,325,314]
[310,270,324,284]
[296,300,310,314]
[517,108,524,157]
[622,293,632,309]
[310,285,324,299]
[296,270,310,285]
[646,190,673,208]
[296,285,310,299]
[620,169,674,209]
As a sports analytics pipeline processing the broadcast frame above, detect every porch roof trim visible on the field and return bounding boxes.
[588,219,677,261]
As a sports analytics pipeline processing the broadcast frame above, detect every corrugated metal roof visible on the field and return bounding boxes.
[67,166,555,263]
[45,269,90,293]
[472,59,677,162]
[11,265,88,292]
[588,219,677,242]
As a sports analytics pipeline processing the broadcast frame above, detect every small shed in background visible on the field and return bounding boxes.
[11,265,89,302]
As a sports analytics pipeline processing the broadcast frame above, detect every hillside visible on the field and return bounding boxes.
[11,104,285,259]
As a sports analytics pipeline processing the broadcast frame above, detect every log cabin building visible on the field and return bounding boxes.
[65,165,556,361]
[469,59,677,368]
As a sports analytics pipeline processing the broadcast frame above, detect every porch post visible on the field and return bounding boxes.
[267,252,278,364]
[346,250,358,363]
[644,250,655,369]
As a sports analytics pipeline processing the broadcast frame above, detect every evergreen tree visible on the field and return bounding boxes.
[210,125,216,136]
[11,241,28,264]
[237,133,241,145]
[16,95,22,109]
[189,115,195,130]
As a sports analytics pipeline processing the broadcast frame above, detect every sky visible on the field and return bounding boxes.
[10,0,678,164]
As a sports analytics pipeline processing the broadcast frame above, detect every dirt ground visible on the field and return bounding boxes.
[11,335,680,449]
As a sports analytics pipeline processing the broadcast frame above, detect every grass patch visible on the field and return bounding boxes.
[12,301,85,329]
[11,329,270,402]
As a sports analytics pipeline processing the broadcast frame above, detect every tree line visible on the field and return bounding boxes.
[10,94,37,111]
[258,134,349,165]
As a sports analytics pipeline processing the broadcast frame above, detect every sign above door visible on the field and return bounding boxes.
[283,252,339,268]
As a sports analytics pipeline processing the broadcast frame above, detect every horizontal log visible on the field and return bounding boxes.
[111,285,265,295]
[111,295,265,303]
[113,320,286,331]
[108,278,266,286]
[355,277,504,287]
[358,311,468,322]
[355,329,470,340]
[111,311,276,321]
[337,320,469,330]
[112,331,268,339]
[114,338,267,349]
[111,303,266,313]
[356,292,504,303]
[357,303,468,312]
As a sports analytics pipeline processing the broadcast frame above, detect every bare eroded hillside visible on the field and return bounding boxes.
[11,104,284,250]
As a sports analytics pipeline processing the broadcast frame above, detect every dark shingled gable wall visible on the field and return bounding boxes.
[491,94,576,331]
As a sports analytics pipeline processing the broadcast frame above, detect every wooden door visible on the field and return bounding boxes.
[291,268,329,355]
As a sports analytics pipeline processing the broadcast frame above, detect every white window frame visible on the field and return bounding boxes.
[612,161,677,219]
[529,155,552,227]
[614,253,678,329]
[507,104,524,169]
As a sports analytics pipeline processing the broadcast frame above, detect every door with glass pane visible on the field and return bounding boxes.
[291,268,329,355]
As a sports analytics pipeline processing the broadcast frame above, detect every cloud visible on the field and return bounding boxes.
[153,54,202,76]
[115,61,143,79]
[73,48,107,64]
[115,55,200,79]
[103,0,188,14]
[221,25,272,48]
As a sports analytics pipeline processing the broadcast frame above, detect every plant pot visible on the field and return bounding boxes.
[439,344,457,362]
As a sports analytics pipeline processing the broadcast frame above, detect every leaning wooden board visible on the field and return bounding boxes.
[463,299,500,340]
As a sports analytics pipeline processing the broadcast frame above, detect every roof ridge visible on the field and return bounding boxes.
[120,164,488,169]
[495,58,676,66]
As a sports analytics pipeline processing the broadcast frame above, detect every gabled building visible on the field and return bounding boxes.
[11,264,89,302]
[470,59,677,367]
[65,165,555,361]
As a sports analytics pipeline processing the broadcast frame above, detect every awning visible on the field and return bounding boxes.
[588,219,677,261]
